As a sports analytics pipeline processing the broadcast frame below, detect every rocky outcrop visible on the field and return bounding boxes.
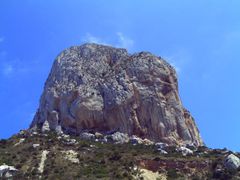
[0,164,18,178]
[30,43,203,146]
[224,154,240,170]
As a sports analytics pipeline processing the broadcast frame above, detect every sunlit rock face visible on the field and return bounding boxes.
[30,43,203,146]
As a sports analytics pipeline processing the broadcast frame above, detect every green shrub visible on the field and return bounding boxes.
[167,169,184,180]
[109,151,122,161]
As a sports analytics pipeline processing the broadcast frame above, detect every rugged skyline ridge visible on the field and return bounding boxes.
[30,43,203,146]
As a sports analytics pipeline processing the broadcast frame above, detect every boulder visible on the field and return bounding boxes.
[177,146,193,156]
[19,130,26,135]
[155,142,169,149]
[61,134,70,139]
[104,132,129,144]
[224,154,240,170]
[33,144,40,148]
[158,149,168,154]
[95,132,104,139]
[142,138,154,146]
[80,132,95,140]
[63,138,78,145]
[186,143,197,151]
[0,164,18,178]
[41,120,50,132]
[129,136,143,145]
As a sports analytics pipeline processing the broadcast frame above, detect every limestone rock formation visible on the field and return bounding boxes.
[30,43,203,146]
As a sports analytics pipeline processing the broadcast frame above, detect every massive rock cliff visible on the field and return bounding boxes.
[30,43,203,146]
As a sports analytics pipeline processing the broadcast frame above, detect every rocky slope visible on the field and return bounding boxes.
[0,131,239,179]
[30,43,203,146]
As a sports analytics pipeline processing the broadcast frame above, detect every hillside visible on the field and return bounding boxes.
[0,130,239,179]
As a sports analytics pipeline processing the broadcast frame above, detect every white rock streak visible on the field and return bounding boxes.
[14,138,25,146]
[38,150,49,173]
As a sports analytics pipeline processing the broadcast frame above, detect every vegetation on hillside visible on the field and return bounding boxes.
[0,131,239,179]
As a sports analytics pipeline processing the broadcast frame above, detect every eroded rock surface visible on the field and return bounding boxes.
[30,43,203,146]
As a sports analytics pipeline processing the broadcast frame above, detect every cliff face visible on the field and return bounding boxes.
[30,43,203,146]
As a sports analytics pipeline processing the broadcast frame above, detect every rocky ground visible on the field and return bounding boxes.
[0,130,239,179]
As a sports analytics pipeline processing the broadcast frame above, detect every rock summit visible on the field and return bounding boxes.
[30,43,203,146]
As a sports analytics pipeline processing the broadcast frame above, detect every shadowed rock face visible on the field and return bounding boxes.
[30,43,203,146]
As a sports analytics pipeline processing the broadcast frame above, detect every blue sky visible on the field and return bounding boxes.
[0,1,239,151]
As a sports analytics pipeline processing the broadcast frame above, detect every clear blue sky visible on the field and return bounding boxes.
[0,1,239,151]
